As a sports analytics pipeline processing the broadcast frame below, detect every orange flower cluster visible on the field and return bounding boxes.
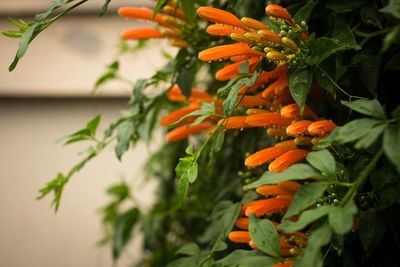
[118,2,190,47]
[197,5,309,66]
[161,85,216,142]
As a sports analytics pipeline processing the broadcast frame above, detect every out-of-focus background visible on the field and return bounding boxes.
[0,1,174,266]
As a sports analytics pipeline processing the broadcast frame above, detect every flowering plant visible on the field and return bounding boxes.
[4,0,400,266]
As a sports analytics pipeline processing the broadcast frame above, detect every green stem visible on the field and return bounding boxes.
[339,148,383,207]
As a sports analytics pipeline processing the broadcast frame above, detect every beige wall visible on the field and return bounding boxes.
[0,98,161,267]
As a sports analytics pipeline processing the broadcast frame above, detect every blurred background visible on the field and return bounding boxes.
[0,1,175,266]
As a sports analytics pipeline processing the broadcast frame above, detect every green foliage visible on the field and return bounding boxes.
[213,250,279,267]
[248,214,281,257]
[288,68,313,113]
[113,207,140,259]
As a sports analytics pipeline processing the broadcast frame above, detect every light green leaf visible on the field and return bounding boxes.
[244,164,323,190]
[293,0,319,23]
[279,206,333,233]
[380,0,400,19]
[284,182,329,219]
[176,243,201,256]
[213,250,279,267]
[341,99,385,119]
[354,123,387,149]
[249,214,281,257]
[306,150,336,178]
[214,130,225,152]
[187,162,198,183]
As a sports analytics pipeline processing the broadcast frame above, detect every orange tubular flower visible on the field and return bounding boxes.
[235,218,249,230]
[215,57,261,81]
[256,185,294,196]
[160,103,200,126]
[239,93,272,107]
[121,28,163,40]
[167,85,214,103]
[308,120,336,136]
[241,17,268,30]
[265,4,296,27]
[196,7,251,31]
[198,43,265,62]
[206,24,245,36]
[286,120,313,136]
[280,104,320,120]
[245,197,292,217]
[257,30,282,44]
[268,149,309,172]
[272,260,294,267]
[261,77,288,100]
[118,7,164,24]
[245,141,296,167]
[245,113,292,127]
[267,127,288,137]
[166,123,214,142]
[276,181,303,193]
[220,116,251,129]
[228,231,251,243]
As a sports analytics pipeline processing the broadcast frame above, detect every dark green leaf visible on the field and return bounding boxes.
[358,208,388,256]
[176,243,201,256]
[178,171,189,207]
[306,22,360,65]
[176,60,197,99]
[244,164,323,190]
[293,0,319,23]
[341,99,385,119]
[371,166,400,206]
[293,223,332,267]
[86,115,101,135]
[314,67,336,98]
[306,150,336,178]
[391,105,400,119]
[113,207,140,259]
[284,182,329,219]
[380,0,400,19]
[153,0,169,18]
[106,182,130,201]
[361,5,383,29]
[328,200,358,235]
[279,206,333,233]
[249,214,281,257]
[220,203,241,239]
[382,25,400,53]
[288,68,313,113]
[180,0,196,22]
[35,0,69,21]
[383,123,400,171]
[326,0,366,13]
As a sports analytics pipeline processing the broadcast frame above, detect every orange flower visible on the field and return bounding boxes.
[276,181,303,193]
[265,4,296,27]
[239,69,281,94]
[121,28,163,40]
[241,17,268,30]
[215,57,261,81]
[247,108,268,115]
[245,140,296,167]
[239,93,272,107]
[228,231,251,243]
[261,76,288,100]
[196,7,251,31]
[220,116,251,129]
[294,136,313,146]
[198,43,265,62]
[268,149,309,172]
[256,185,295,196]
[166,123,214,142]
[160,103,200,126]
[162,4,187,20]
[235,218,249,230]
[245,113,292,127]
[257,30,282,44]
[286,120,313,136]
[118,7,164,24]
[245,197,292,217]
[272,260,294,267]
[308,120,336,136]
[280,104,319,120]
[206,24,245,36]
[167,85,214,103]
[267,127,288,137]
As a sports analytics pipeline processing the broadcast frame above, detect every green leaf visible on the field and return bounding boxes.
[37,173,68,211]
[326,0,366,13]
[178,171,189,207]
[293,223,332,267]
[9,22,42,71]
[99,0,112,16]
[279,206,333,233]
[293,0,319,23]
[239,60,250,74]
[107,182,130,201]
[314,67,336,98]
[306,22,360,65]
[370,166,400,207]
[180,0,196,23]
[168,256,203,267]
[328,200,358,235]
[213,250,279,267]
[244,164,323,190]
[306,150,336,178]
[314,118,382,149]
[176,59,197,99]
[176,243,201,256]
[112,207,140,259]
[284,182,329,219]
[35,0,69,21]
[214,130,225,152]
[380,0,400,19]
[94,61,119,89]
[176,157,195,206]
[288,68,313,113]
[187,162,198,183]
[115,121,134,160]
[341,99,385,119]
[358,208,388,256]
[220,203,241,239]
[382,25,400,53]
[249,214,281,257]
[383,123,400,170]
[153,0,169,18]
[361,5,383,29]
[354,123,387,149]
